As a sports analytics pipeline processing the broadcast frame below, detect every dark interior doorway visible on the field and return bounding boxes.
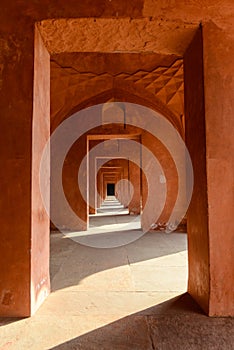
[107,183,115,196]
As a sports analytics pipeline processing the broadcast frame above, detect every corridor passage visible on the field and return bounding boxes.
[96,196,126,213]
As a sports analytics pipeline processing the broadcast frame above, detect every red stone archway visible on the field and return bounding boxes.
[1,10,233,317]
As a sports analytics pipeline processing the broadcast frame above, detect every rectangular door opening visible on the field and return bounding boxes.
[107,183,115,196]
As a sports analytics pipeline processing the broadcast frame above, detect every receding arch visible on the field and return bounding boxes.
[51,87,184,137]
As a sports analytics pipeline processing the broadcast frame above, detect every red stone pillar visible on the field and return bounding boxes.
[0,27,50,316]
[62,135,88,231]
[128,161,141,215]
[97,169,102,208]
[88,152,96,215]
[141,132,178,230]
[184,27,210,315]
[31,27,51,315]
[203,22,234,316]
[184,24,234,316]
[88,140,103,214]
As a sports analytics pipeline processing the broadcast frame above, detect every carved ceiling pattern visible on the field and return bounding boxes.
[116,59,184,117]
[52,58,184,121]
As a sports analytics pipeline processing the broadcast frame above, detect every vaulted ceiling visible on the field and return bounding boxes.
[51,52,185,133]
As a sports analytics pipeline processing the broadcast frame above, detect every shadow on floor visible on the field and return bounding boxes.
[50,230,188,292]
[49,293,234,350]
[0,317,25,327]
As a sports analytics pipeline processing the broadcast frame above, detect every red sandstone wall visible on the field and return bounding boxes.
[31,27,51,315]
[88,140,103,214]
[184,28,210,314]
[0,9,35,317]
[203,22,234,316]
[128,161,141,215]
[141,131,178,228]
[62,135,88,231]
[185,24,234,316]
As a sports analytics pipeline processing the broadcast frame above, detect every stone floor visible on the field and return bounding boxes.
[0,205,233,349]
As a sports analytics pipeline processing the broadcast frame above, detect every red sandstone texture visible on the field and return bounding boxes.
[0,1,233,317]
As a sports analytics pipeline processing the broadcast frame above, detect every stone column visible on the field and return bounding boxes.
[203,21,234,316]
[62,134,88,231]
[96,169,102,209]
[31,27,51,315]
[184,27,210,315]
[184,24,234,316]
[0,27,50,316]
[88,150,96,214]
[128,161,141,215]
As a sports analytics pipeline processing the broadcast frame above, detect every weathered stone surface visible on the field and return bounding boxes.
[148,314,234,350]
[38,18,197,56]
[202,21,234,316]
[185,23,234,316]
[51,52,178,75]
[143,0,234,23]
